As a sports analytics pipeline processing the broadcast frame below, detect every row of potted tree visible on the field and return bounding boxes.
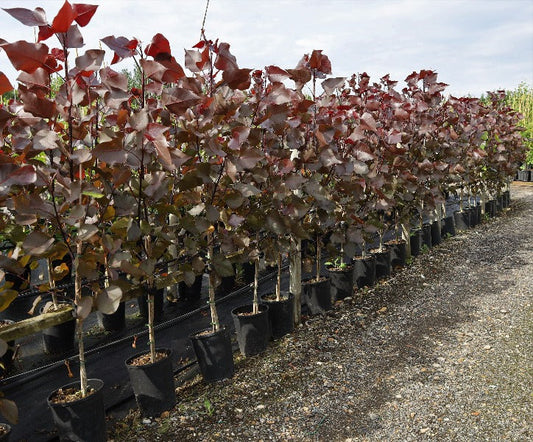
[0,1,527,440]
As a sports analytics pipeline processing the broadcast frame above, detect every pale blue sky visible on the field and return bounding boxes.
[1,0,532,97]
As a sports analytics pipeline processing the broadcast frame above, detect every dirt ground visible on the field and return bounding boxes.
[109,182,532,442]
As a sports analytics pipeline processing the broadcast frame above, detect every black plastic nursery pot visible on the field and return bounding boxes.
[370,248,391,280]
[476,204,482,225]
[466,206,476,226]
[302,277,332,315]
[503,190,510,208]
[47,378,106,442]
[126,348,175,417]
[0,423,11,442]
[137,287,165,323]
[453,210,469,231]
[231,304,270,357]
[431,220,442,246]
[97,301,126,332]
[485,199,497,218]
[441,215,456,238]
[42,305,76,355]
[260,292,294,340]
[178,274,203,302]
[496,194,505,212]
[352,255,376,288]
[410,229,423,257]
[190,327,234,383]
[326,265,354,301]
[385,240,407,270]
[421,223,432,249]
[517,170,531,181]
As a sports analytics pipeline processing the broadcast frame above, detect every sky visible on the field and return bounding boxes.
[0,0,532,97]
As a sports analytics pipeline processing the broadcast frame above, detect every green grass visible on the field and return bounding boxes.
[506,83,533,166]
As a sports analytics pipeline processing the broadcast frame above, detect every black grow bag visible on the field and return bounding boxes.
[190,327,234,383]
[48,378,106,442]
[260,292,294,340]
[231,304,270,356]
[125,348,175,417]
[352,255,376,288]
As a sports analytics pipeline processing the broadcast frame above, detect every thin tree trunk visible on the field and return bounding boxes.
[289,237,301,325]
[147,290,156,362]
[74,241,87,397]
[47,259,58,309]
[143,236,156,363]
[207,237,220,332]
[275,252,282,302]
[401,223,411,259]
[253,256,259,315]
[315,234,321,281]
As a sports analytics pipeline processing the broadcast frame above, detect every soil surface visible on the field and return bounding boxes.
[109,183,532,442]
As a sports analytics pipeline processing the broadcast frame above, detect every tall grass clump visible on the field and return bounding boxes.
[506,82,533,166]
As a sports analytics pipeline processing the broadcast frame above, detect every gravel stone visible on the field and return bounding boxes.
[109,183,532,441]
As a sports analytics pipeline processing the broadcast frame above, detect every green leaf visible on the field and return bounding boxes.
[81,190,104,198]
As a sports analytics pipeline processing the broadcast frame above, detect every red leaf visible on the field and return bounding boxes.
[0,72,13,95]
[51,1,76,34]
[4,165,37,186]
[51,47,66,62]
[145,122,169,141]
[3,7,47,27]
[72,3,98,27]
[101,35,137,59]
[265,65,290,83]
[360,112,378,133]
[214,42,238,71]
[159,57,186,83]
[38,25,55,42]
[56,24,84,49]
[184,48,208,73]
[100,67,128,91]
[228,126,250,150]
[110,53,121,65]
[43,55,62,74]
[75,49,104,71]
[145,33,171,58]
[321,77,345,95]
[16,68,49,88]
[1,41,49,73]
[18,84,56,118]
[93,138,126,165]
[222,68,251,90]
[309,50,332,75]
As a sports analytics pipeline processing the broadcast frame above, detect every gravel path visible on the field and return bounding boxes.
[109,183,532,442]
